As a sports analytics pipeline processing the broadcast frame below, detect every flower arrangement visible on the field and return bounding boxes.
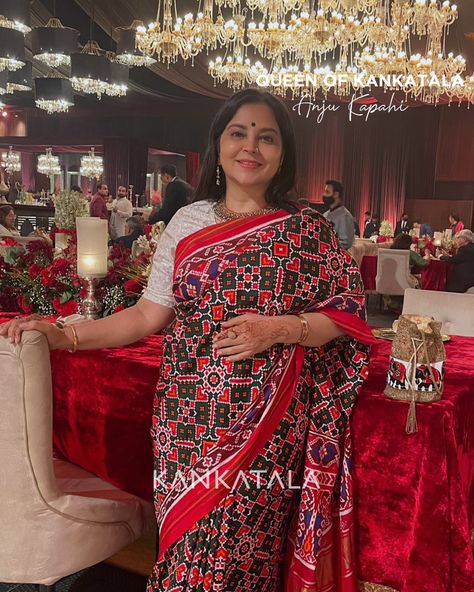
[0,230,156,317]
[54,190,89,230]
[379,220,393,237]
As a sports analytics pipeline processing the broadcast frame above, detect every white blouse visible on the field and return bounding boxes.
[142,200,218,309]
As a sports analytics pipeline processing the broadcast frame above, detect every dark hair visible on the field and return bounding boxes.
[413,219,421,224]
[70,185,82,193]
[392,233,412,250]
[449,212,460,222]
[0,205,14,228]
[97,182,108,191]
[402,212,408,217]
[161,164,177,178]
[325,180,344,199]
[364,210,371,216]
[126,215,144,232]
[193,89,298,212]
[372,213,380,220]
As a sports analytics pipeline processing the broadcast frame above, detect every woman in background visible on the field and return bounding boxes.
[0,205,20,236]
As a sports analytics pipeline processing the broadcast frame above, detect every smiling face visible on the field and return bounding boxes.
[218,103,283,195]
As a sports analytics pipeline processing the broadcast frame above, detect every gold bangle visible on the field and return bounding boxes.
[65,325,78,353]
[297,314,309,344]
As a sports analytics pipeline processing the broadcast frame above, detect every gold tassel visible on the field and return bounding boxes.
[405,399,418,434]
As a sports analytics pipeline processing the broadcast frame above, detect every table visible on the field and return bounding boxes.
[361,255,450,292]
[0,315,472,591]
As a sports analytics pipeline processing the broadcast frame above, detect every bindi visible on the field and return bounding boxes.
[251,122,256,127]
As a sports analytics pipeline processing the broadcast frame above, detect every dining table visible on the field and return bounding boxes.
[0,314,472,591]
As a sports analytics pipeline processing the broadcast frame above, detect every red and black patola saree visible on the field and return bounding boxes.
[147,207,374,592]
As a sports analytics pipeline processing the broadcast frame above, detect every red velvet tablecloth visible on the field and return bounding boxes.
[361,255,450,292]
[0,315,472,591]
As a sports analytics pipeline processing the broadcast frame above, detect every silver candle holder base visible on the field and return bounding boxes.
[80,277,100,320]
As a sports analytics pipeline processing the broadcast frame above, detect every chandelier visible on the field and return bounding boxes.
[37,148,61,177]
[0,25,26,72]
[80,148,103,180]
[31,18,79,68]
[35,77,75,115]
[7,61,32,92]
[1,146,21,175]
[115,21,157,67]
[71,41,129,99]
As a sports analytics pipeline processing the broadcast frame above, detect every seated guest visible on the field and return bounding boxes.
[0,205,20,236]
[114,215,144,250]
[90,183,109,220]
[363,213,379,239]
[149,165,193,225]
[439,229,474,293]
[391,233,429,271]
[110,185,133,240]
[395,212,412,235]
[449,213,464,237]
[412,219,433,239]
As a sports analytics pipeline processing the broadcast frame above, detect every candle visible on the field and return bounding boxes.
[76,217,108,278]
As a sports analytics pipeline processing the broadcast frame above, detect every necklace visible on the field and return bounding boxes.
[213,199,277,222]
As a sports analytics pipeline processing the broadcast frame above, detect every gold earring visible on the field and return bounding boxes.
[216,164,221,186]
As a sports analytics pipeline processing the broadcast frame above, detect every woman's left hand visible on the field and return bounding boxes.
[213,314,286,362]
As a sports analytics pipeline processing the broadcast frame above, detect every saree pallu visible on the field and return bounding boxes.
[147,208,374,592]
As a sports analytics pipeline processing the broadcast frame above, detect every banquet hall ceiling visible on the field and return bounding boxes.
[27,0,474,104]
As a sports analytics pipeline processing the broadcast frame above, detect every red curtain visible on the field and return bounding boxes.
[185,151,201,186]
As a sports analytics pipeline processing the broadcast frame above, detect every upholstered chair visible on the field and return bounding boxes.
[402,288,474,336]
[0,331,154,590]
[375,249,417,296]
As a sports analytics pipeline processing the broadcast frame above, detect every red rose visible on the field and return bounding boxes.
[2,238,19,246]
[124,279,142,294]
[53,258,70,274]
[113,304,125,313]
[40,267,55,287]
[28,264,42,278]
[53,297,78,316]
[16,295,32,314]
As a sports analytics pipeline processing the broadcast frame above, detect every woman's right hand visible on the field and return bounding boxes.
[0,315,70,349]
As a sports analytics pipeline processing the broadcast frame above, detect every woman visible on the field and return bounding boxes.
[0,90,374,591]
[449,213,464,237]
[0,205,20,236]
[391,233,430,273]
[440,229,474,293]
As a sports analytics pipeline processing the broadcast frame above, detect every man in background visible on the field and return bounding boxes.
[109,185,133,240]
[90,183,109,220]
[149,164,193,225]
[363,213,380,238]
[323,180,355,250]
[412,219,434,239]
[395,212,412,235]
[114,215,145,250]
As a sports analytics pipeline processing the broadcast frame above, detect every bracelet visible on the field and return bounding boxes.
[297,314,309,344]
[65,325,78,353]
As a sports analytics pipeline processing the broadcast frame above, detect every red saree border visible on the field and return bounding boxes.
[173,208,290,281]
[157,345,305,561]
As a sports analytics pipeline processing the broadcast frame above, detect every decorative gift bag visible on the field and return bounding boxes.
[384,315,446,434]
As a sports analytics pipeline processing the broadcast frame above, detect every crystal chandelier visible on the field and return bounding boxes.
[71,42,129,99]
[80,148,103,180]
[31,18,79,68]
[35,78,74,115]
[115,21,157,67]
[37,148,61,177]
[0,24,26,72]
[1,146,21,175]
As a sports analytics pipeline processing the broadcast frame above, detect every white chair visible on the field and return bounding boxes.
[375,249,417,296]
[0,331,154,589]
[403,288,474,336]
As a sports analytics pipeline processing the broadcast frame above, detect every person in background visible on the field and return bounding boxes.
[412,219,433,239]
[322,180,355,249]
[149,165,193,225]
[70,184,82,193]
[90,183,109,220]
[0,205,20,236]
[114,215,144,250]
[395,212,412,235]
[362,211,371,234]
[363,213,379,238]
[391,233,429,272]
[439,229,474,293]
[353,216,361,238]
[109,185,133,240]
[449,213,464,237]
